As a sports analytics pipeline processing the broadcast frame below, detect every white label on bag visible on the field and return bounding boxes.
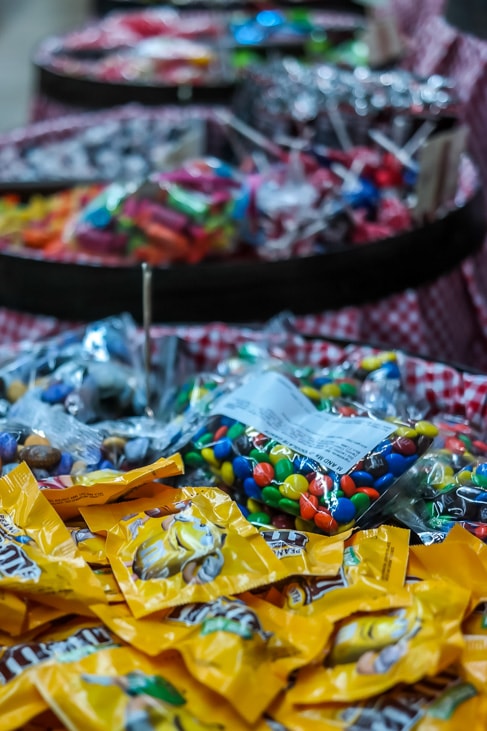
[214,371,395,474]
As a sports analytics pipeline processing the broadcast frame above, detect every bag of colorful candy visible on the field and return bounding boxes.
[0,313,148,424]
[174,366,439,535]
[357,414,487,544]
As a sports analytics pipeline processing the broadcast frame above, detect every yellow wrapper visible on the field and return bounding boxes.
[101,487,282,617]
[0,463,106,614]
[43,454,184,521]
[66,521,108,566]
[0,589,28,636]
[259,527,347,579]
[288,578,470,704]
[343,525,410,589]
[460,634,487,694]
[22,602,68,636]
[0,618,120,731]
[275,525,411,623]
[93,592,333,724]
[91,566,125,604]
[270,670,484,731]
[80,492,186,536]
[410,524,487,616]
[33,645,275,731]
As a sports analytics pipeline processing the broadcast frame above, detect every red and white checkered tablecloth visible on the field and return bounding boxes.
[147,322,487,428]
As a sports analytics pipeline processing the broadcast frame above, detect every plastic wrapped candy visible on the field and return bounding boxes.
[67,157,250,265]
[177,369,439,535]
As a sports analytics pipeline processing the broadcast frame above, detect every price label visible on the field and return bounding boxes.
[414,125,468,222]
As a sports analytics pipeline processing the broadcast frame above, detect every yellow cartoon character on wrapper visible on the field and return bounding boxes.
[132,508,225,585]
[328,604,422,673]
[80,670,223,731]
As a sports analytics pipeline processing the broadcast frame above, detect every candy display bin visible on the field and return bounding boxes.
[0,106,483,318]
[29,6,363,122]
[0,101,486,370]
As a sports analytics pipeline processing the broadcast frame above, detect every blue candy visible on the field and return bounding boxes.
[349,469,374,486]
[332,497,356,524]
[213,437,233,461]
[233,455,253,480]
[41,382,74,404]
[243,477,262,499]
[53,451,75,476]
[385,452,411,476]
[0,432,18,463]
[374,472,395,491]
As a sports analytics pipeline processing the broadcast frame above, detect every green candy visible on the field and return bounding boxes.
[339,382,358,398]
[274,458,294,482]
[473,472,487,488]
[261,486,283,509]
[278,498,301,516]
[227,423,246,440]
[248,512,272,525]
[183,451,205,468]
[194,432,213,449]
[350,492,371,515]
[249,448,270,464]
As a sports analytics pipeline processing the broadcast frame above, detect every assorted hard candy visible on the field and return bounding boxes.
[35,7,362,87]
[235,59,459,148]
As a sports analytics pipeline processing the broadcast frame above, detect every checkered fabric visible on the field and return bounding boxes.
[147,322,487,428]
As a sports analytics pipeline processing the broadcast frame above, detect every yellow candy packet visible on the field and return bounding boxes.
[0,462,106,614]
[409,524,487,616]
[343,525,410,588]
[91,565,125,604]
[0,617,120,731]
[259,527,348,579]
[459,634,487,694]
[66,520,108,566]
[42,454,184,521]
[93,592,333,724]
[288,578,470,704]
[275,525,411,623]
[101,486,283,617]
[0,589,28,636]
[270,669,485,731]
[80,492,187,536]
[33,645,278,731]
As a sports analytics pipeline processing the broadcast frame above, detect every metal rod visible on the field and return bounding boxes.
[142,262,154,418]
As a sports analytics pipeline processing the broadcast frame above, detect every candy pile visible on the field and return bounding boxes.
[0,316,485,726]
[1,465,487,730]
[0,113,211,183]
[34,7,362,88]
[235,59,460,147]
[68,157,249,265]
[0,130,466,265]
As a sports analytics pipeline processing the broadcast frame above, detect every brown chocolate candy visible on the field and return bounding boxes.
[18,445,62,470]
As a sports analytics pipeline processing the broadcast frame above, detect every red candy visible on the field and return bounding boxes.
[308,474,333,497]
[340,474,357,497]
[392,436,417,456]
[299,493,318,521]
[444,436,467,454]
[356,487,381,501]
[314,508,338,533]
[213,425,228,441]
[253,462,275,487]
